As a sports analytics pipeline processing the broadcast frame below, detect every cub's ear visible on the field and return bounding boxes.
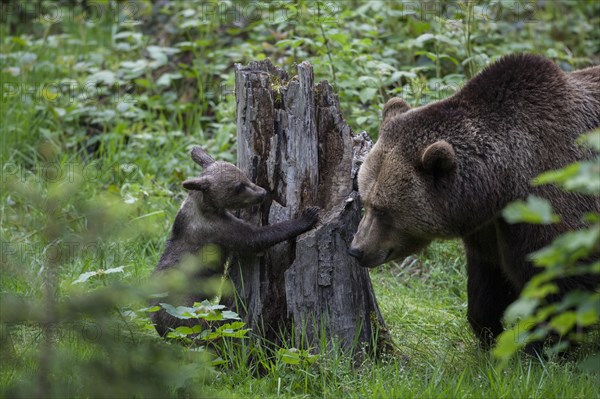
[191,147,216,167]
[420,141,456,173]
[182,176,211,191]
[382,98,410,124]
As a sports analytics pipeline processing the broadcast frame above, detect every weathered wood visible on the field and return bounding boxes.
[229,59,389,352]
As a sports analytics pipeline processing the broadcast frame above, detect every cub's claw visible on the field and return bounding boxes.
[301,206,320,227]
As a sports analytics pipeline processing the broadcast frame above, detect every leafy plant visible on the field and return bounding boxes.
[0,168,214,397]
[72,265,125,284]
[156,300,250,347]
[2,0,600,397]
[277,347,318,366]
[495,130,600,366]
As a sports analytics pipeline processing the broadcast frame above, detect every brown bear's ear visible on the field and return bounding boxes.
[382,98,411,124]
[421,141,456,173]
[191,147,216,167]
[182,176,211,191]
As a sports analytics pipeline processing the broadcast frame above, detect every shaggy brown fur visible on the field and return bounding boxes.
[349,54,600,348]
[151,147,319,337]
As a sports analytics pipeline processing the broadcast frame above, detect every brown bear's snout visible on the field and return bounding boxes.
[347,247,364,260]
[248,185,267,203]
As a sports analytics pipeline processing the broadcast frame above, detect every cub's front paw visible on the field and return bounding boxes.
[301,206,320,228]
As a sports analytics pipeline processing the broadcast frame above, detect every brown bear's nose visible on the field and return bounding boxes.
[347,247,364,260]
[255,187,267,201]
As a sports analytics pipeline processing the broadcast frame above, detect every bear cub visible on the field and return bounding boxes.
[151,147,319,337]
[349,54,599,349]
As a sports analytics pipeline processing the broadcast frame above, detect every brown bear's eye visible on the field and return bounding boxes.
[234,183,246,194]
[372,207,386,217]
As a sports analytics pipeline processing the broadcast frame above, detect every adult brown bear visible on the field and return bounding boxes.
[348,54,600,348]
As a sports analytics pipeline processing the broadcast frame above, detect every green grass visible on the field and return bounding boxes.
[1,1,599,397]
[198,241,597,398]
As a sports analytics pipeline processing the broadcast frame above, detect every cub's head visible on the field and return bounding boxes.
[182,147,267,211]
[349,98,458,268]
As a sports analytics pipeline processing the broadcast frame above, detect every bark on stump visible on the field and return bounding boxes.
[229,59,389,353]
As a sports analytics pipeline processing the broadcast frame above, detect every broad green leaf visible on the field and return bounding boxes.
[72,271,97,284]
[582,213,600,223]
[357,76,378,84]
[157,72,182,87]
[211,357,227,367]
[329,33,349,45]
[201,311,225,321]
[532,225,600,268]
[576,307,598,326]
[577,130,600,152]
[504,297,539,323]
[166,330,186,339]
[534,163,581,185]
[192,300,225,311]
[160,303,197,320]
[221,310,241,320]
[536,161,600,195]
[88,70,116,86]
[414,33,435,47]
[502,195,560,225]
[278,348,301,365]
[493,328,527,360]
[191,324,204,334]
[173,326,195,335]
[577,293,600,326]
[390,70,417,81]
[549,311,577,335]
[556,291,589,312]
[180,19,203,29]
[359,87,377,104]
[104,266,125,274]
[415,50,438,62]
[220,329,249,338]
[530,283,558,299]
[276,347,317,366]
[227,321,246,330]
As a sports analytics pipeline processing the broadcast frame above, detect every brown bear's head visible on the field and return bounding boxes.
[349,54,581,268]
[349,98,459,268]
[183,147,267,212]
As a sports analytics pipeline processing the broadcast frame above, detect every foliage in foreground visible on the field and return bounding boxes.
[0,173,213,398]
[497,131,600,366]
[1,0,600,398]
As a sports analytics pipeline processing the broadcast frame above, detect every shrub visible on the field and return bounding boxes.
[495,130,600,368]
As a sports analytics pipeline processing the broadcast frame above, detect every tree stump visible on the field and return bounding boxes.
[229,59,390,353]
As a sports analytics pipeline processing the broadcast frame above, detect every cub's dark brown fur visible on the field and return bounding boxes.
[151,147,319,337]
[349,54,599,348]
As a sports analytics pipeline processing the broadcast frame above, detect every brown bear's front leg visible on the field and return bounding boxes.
[217,207,320,253]
[464,223,517,349]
